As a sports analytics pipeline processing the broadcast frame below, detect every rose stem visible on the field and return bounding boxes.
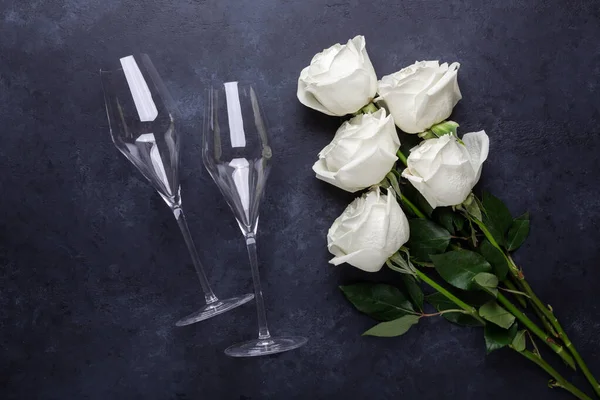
[470,217,560,335]
[518,350,592,400]
[417,263,575,370]
[400,194,426,219]
[503,279,528,308]
[413,269,482,323]
[396,150,408,167]
[509,275,559,337]
[507,256,600,396]
[392,176,594,392]
[411,268,588,399]
[471,216,600,394]
[392,150,425,219]
[496,292,575,369]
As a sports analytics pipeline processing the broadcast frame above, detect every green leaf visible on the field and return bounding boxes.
[430,120,459,137]
[484,322,518,353]
[512,329,527,352]
[463,193,483,221]
[340,283,415,321]
[478,239,509,281]
[473,272,499,288]
[389,168,402,182]
[406,219,451,261]
[363,315,420,337]
[418,130,437,140]
[431,250,492,291]
[481,192,513,247]
[507,213,530,252]
[473,272,499,297]
[453,213,466,232]
[386,172,402,199]
[433,208,466,236]
[479,301,516,329]
[401,274,424,312]
[388,252,415,275]
[459,289,497,307]
[434,208,456,235]
[467,219,479,247]
[426,292,482,327]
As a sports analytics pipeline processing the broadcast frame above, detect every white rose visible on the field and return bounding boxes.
[297,35,377,116]
[312,108,400,193]
[328,187,410,272]
[377,61,462,133]
[402,131,490,209]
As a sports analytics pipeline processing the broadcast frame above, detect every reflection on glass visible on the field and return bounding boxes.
[204,81,308,357]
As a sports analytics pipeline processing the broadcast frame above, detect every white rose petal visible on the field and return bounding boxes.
[377,60,462,133]
[297,35,378,116]
[312,108,400,192]
[327,187,410,272]
[462,130,490,182]
[401,131,490,209]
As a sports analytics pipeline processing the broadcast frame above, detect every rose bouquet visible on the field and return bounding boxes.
[298,35,599,400]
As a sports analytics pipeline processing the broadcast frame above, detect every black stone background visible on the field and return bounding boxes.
[1,1,599,399]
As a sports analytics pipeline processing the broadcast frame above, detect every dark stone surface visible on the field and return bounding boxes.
[1,0,599,399]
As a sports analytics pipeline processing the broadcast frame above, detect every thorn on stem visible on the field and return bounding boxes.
[548,380,562,389]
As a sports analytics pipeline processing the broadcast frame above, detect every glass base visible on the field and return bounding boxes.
[224,336,308,357]
[175,294,254,327]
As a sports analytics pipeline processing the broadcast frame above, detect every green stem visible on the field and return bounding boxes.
[414,269,485,324]
[400,194,426,219]
[356,102,379,115]
[469,215,560,338]
[449,243,462,251]
[507,257,600,397]
[503,279,528,308]
[421,309,467,317]
[470,212,600,394]
[393,186,594,394]
[413,268,589,398]
[497,292,576,370]
[396,150,408,167]
[511,276,559,338]
[561,329,600,397]
[469,218,506,259]
[518,350,592,400]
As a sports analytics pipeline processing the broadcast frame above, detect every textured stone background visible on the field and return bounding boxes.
[1,0,599,399]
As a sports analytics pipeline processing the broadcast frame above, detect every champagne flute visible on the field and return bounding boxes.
[203,81,308,356]
[100,54,253,327]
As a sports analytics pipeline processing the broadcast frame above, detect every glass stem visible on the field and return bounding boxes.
[173,206,218,304]
[245,233,271,340]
